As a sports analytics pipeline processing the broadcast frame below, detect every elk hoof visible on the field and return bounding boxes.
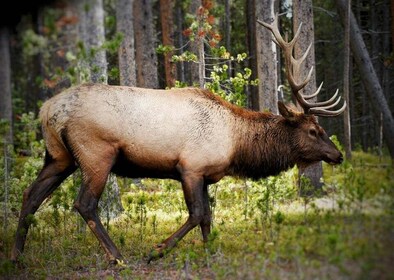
[147,243,166,264]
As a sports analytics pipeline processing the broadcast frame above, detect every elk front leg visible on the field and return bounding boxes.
[147,172,205,263]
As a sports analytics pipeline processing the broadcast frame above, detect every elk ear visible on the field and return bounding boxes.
[278,101,298,124]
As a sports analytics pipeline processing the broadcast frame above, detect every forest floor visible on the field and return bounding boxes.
[0,151,393,280]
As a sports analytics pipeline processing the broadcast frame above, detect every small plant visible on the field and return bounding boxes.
[136,191,148,242]
[299,175,314,224]
[160,1,258,107]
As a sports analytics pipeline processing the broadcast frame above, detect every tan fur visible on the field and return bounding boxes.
[39,83,238,182]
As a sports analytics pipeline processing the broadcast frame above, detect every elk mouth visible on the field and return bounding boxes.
[324,153,343,165]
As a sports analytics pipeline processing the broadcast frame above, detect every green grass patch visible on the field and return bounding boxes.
[1,151,393,279]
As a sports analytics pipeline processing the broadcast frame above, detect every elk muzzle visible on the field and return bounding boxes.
[322,139,344,165]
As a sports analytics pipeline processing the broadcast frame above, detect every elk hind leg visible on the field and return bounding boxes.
[11,151,76,262]
[74,158,124,265]
[200,183,212,242]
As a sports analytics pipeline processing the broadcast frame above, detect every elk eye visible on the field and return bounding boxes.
[309,128,318,138]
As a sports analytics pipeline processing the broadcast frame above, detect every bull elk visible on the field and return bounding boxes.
[11,16,346,265]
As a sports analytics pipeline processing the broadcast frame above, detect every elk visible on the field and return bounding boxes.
[11,16,346,266]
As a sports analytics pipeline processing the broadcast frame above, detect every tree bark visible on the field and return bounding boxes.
[293,0,323,191]
[69,0,90,84]
[134,0,159,88]
[117,0,137,87]
[0,27,13,147]
[336,0,394,161]
[160,0,176,88]
[224,0,231,78]
[246,0,258,110]
[189,0,203,87]
[83,0,107,84]
[343,0,352,160]
[391,0,394,49]
[197,36,205,88]
[175,3,185,84]
[255,0,278,114]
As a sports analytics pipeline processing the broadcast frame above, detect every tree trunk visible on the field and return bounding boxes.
[160,0,176,88]
[0,27,13,229]
[391,0,394,49]
[197,36,205,88]
[84,0,107,84]
[189,0,203,87]
[255,0,278,114]
[117,0,137,87]
[293,0,323,191]
[69,0,90,84]
[336,0,394,162]
[224,0,231,78]
[224,0,231,52]
[0,27,13,147]
[175,3,185,84]
[343,0,352,160]
[246,0,258,109]
[134,0,159,88]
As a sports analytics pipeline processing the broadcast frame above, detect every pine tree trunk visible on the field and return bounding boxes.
[117,0,137,87]
[0,27,13,147]
[134,0,159,88]
[255,0,278,114]
[293,0,323,191]
[70,0,89,84]
[246,0,258,110]
[224,0,231,78]
[84,0,107,83]
[197,37,205,88]
[175,3,185,83]
[391,0,394,49]
[189,0,202,87]
[343,0,352,160]
[160,0,176,88]
[0,28,13,227]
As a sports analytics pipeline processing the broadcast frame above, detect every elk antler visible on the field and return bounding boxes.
[257,15,346,117]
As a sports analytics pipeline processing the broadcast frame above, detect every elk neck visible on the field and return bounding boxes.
[228,113,298,180]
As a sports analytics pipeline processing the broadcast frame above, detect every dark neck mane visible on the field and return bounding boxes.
[195,88,299,179]
[229,114,298,180]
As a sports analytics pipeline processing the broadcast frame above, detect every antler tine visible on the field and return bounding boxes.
[309,101,347,117]
[258,14,347,117]
[302,82,323,100]
[257,15,284,47]
[258,17,310,95]
[300,89,340,109]
[290,22,303,48]
[292,43,312,78]
[258,17,312,95]
[315,93,342,110]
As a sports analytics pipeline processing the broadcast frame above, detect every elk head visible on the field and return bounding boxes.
[258,15,346,166]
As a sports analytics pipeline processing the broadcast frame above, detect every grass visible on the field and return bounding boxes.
[0,151,393,279]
